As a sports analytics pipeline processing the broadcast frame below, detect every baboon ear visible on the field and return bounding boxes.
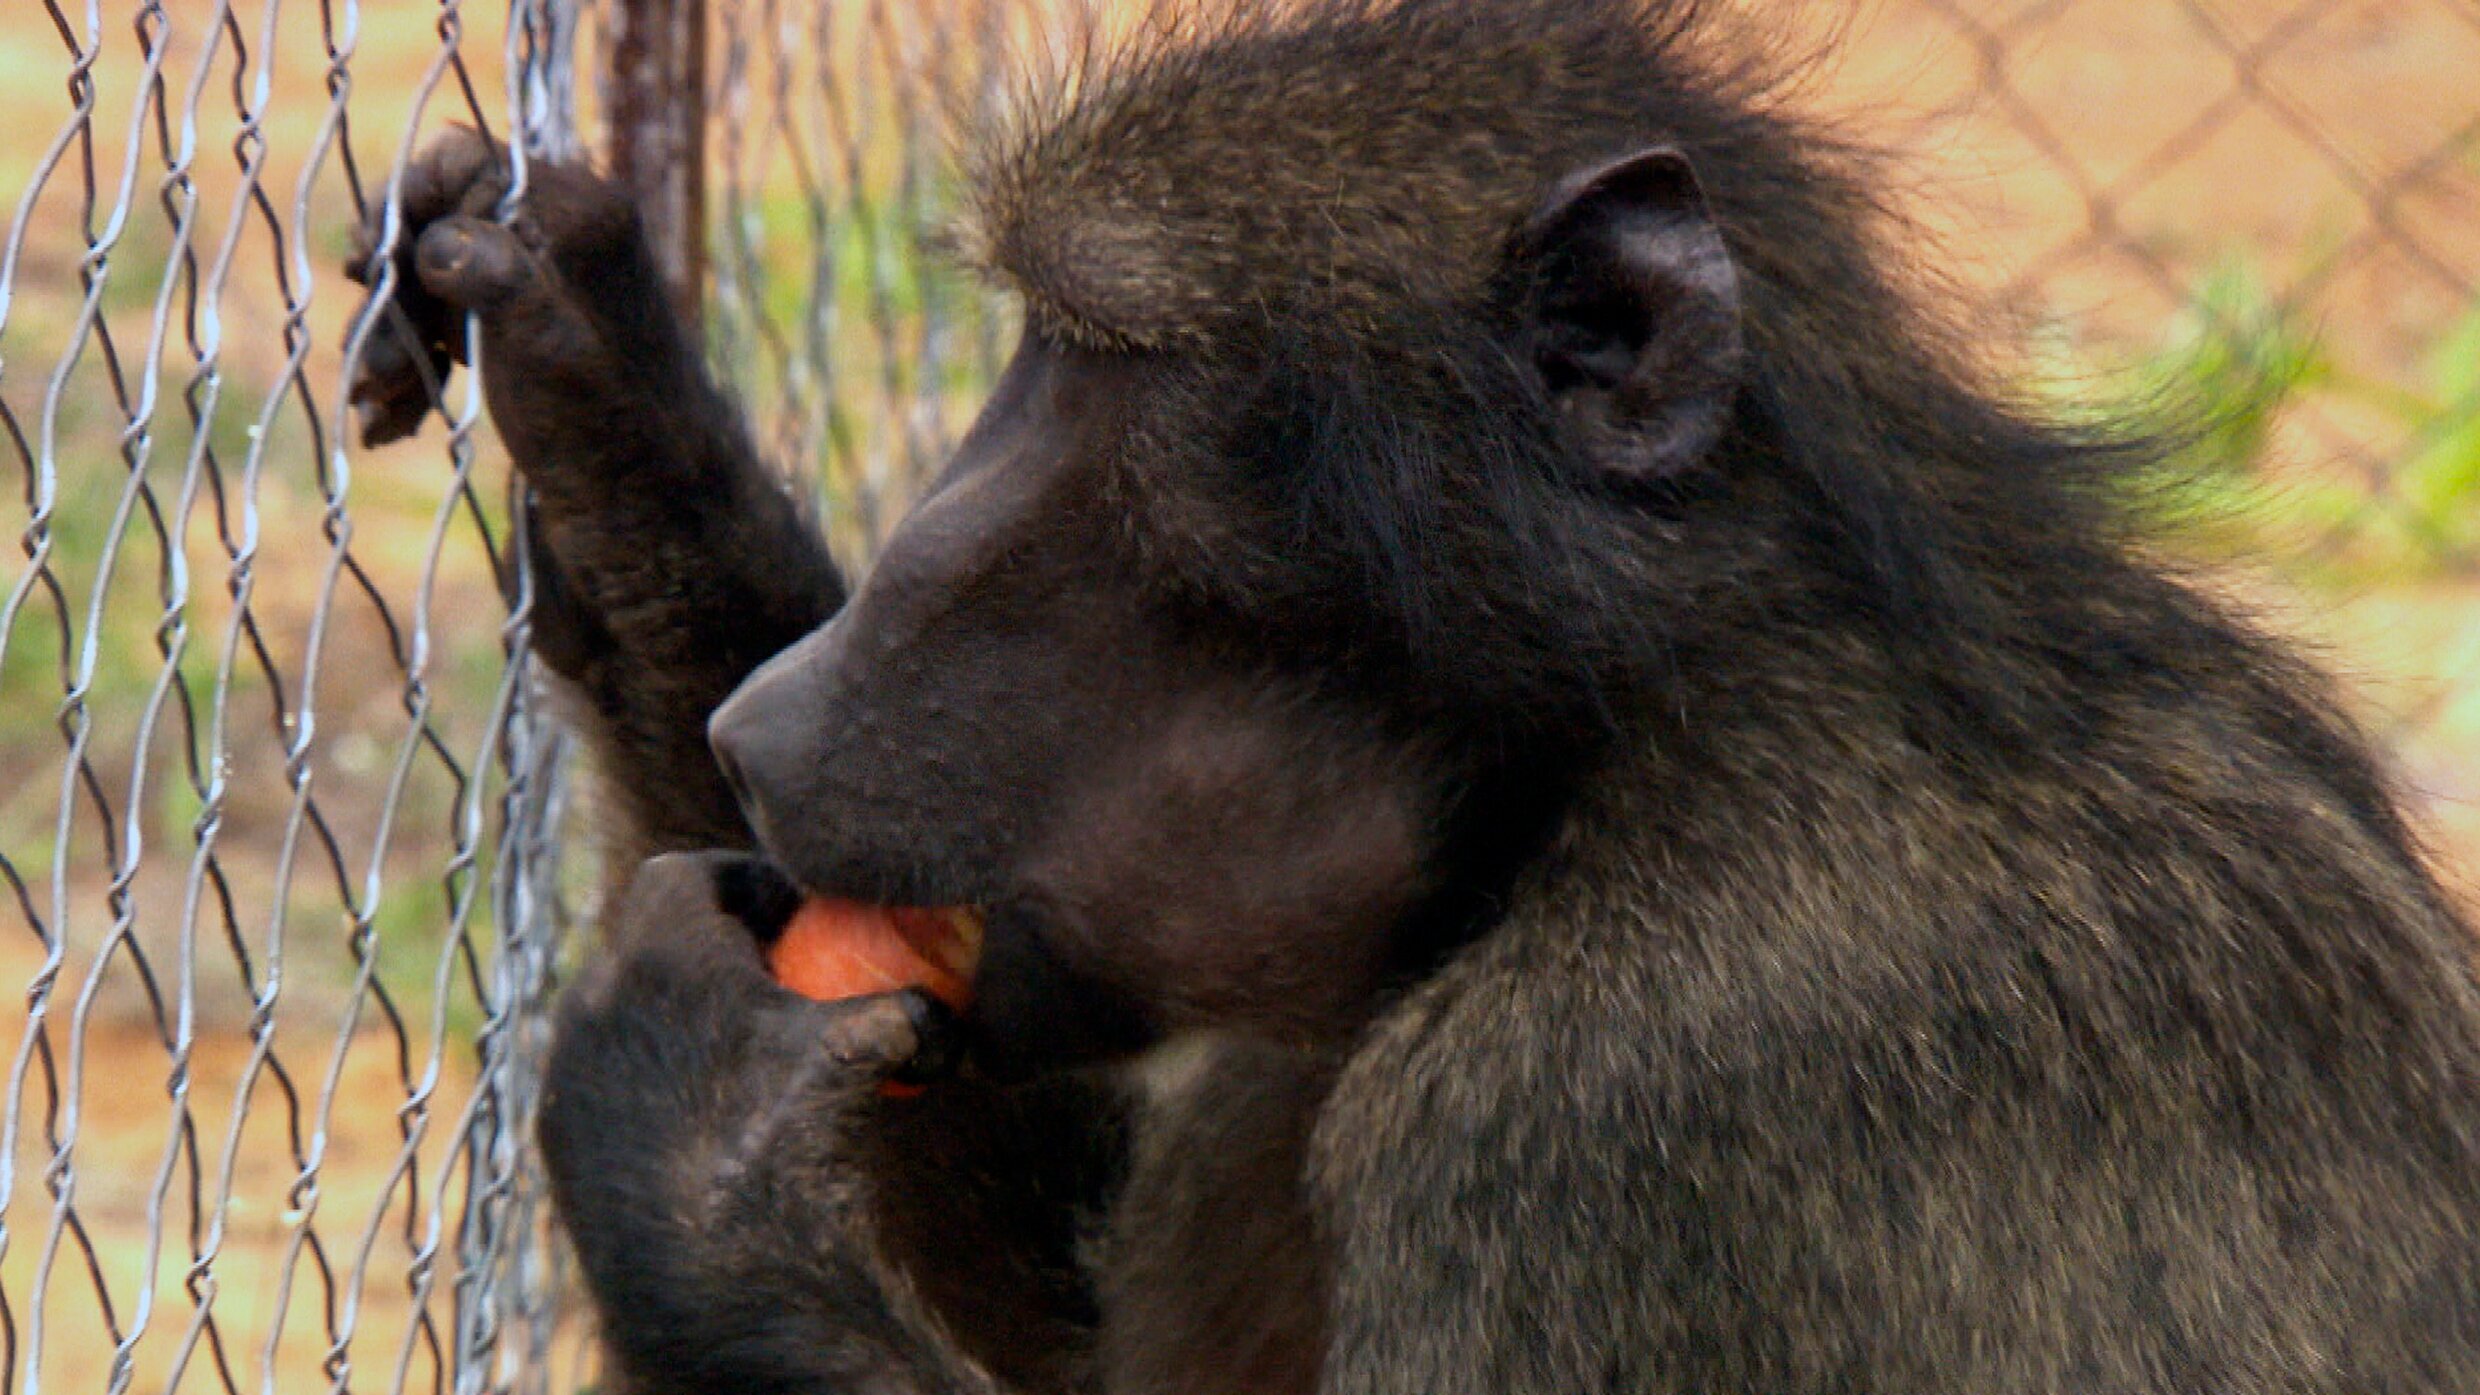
[1516,147,1745,480]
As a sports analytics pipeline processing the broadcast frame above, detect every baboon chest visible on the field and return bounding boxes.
[1101,1042,1335,1395]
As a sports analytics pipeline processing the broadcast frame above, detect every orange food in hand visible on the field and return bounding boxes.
[766,897,981,1012]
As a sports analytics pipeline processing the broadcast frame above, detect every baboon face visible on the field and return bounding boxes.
[707,148,1744,1072]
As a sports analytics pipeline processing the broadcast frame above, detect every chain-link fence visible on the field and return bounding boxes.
[0,0,2473,1392]
[1855,0,2480,871]
[0,0,586,1390]
[1873,0,2480,516]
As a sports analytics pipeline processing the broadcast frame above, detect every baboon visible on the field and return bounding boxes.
[349,1,2480,1390]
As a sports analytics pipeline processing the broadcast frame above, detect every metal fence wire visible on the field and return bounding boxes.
[0,0,588,1390]
[0,1,2473,1392]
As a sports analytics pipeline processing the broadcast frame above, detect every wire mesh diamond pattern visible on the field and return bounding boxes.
[0,0,579,1390]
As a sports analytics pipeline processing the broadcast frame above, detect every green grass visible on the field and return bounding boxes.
[2101,257,2480,579]
[2393,311,2480,550]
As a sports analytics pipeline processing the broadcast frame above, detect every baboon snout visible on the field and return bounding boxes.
[707,624,839,853]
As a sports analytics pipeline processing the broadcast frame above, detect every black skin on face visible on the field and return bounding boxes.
[350,2,2480,1392]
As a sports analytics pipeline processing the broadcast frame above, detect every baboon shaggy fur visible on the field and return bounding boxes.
[351,0,2480,1390]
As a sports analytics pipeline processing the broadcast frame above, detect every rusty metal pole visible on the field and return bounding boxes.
[604,0,708,326]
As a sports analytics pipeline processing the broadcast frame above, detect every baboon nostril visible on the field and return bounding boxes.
[708,620,844,832]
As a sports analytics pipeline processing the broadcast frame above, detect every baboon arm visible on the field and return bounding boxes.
[572,1077,1122,1395]
[508,327,847,860]
[1310,970,1701,1395]
[349,133,849,859]
[517,408,846,864]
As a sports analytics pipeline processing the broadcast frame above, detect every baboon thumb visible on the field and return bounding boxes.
[770,989,961,1096]
[413,216,530,311]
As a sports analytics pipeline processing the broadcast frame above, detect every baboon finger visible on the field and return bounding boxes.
[355,303,427,385]
[765,989,960,1088]
[413,216,538,313]
[397,126,507,230]
[350,129,505,290]
[610,851,785,987]
[488,156,636,250]
[349,301,453,448]
[352,374,432,449]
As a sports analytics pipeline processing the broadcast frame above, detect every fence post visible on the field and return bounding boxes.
[604,0,708,323]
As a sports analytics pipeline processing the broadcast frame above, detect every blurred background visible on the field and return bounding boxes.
[0,0,2473,1390]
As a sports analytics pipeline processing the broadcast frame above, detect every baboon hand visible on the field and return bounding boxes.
[343,128,673,464]
[540,855,984,1390]
[542,852,960,1159]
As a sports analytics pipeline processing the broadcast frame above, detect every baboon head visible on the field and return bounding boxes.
[708,0,2000,1072]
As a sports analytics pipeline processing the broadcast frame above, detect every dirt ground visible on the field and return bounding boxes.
[0,1,2474,1391]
